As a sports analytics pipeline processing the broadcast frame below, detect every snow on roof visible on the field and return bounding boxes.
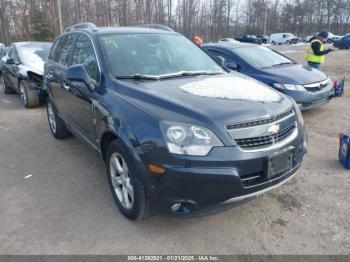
[179,76,281,102]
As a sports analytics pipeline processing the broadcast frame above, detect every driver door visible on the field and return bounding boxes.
[65,33,100,147]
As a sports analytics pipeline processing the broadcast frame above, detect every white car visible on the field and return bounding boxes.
[270,33,298,45]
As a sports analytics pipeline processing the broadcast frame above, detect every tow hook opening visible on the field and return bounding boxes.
[170,200,198,214]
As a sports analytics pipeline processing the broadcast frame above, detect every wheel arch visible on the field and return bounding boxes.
[100,131,119,161]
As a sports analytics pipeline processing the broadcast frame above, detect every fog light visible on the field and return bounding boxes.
[171,203,182,212]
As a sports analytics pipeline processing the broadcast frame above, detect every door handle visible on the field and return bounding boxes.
[63,83,70,90]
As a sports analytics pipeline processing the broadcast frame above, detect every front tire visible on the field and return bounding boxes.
[19,80,40,108]
[46,99,71,139]
[106,140,151,220]
[271,41,276,45]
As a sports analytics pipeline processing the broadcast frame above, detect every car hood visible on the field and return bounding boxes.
[116,73,293,129]
[20,61,44,75]
[260,64,327,85]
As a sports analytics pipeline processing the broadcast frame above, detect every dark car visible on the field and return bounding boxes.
[257,35,269,44]
[44,23,307,220]
[236,34,262,44]
[202,42,334,110]
[333,34,350,49]
[0,41,52,108]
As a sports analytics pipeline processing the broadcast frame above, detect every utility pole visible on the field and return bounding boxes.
[58,0,63,33]
[263,0,268,36]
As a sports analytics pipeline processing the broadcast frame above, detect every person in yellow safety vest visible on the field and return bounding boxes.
[305,30,333,69]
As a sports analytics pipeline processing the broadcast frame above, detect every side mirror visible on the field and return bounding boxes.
[6,58,15,65]
[215,56,227,67]
[226,62,240,71]
[66,64,94,91]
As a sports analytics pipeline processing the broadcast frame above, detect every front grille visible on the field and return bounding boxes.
[226,108,293,130]
[235,124,296,149]
[303,79,329,92]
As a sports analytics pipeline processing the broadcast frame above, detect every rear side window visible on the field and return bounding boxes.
[72,34,100,82]
[55,34,75,66]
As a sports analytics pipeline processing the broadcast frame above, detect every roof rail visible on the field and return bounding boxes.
[64,22,97,32]
[136,24,174,32]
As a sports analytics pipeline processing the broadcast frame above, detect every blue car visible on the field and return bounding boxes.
[202,42,334,110]
[334,33,350,49]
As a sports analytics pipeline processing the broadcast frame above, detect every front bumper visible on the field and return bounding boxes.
[280,87,334,111]
[148,131,307,216]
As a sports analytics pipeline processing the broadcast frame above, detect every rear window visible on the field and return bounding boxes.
[232,45,293,69]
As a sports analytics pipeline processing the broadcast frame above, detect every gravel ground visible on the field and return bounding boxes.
[0,45,349,255]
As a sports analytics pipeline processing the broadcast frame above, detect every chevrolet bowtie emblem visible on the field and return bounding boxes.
[268,124,280,134]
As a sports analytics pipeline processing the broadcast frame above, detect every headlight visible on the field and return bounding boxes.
[274,83,305,91]
[160,121,223,156]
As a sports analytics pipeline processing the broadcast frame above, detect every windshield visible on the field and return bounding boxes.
[18,43,52,63]
[232,45,294,69]
[99,33,223,77]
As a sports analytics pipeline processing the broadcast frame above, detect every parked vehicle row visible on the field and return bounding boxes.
[230,31,349,46]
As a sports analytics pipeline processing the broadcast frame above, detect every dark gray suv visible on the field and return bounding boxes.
[44,23,307,220]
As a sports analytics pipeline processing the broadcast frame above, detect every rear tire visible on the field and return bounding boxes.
[106,140,151,220]
[46,99,71,139]
[271,41,276,45]
[19,80,40,108]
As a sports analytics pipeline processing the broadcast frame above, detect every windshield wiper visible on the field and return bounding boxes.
[115,74,159,80]
[156,71,224,79]
[115,71,224,81]
[271,62,295,67]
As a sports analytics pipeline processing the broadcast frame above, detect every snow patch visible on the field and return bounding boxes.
[281,50,304,54]
[179,76,281,102]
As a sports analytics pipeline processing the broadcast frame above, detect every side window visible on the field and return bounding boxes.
[11,48,20,63]
[72,34,100,82]
[7,47,13,58]
[56,34,75,66]
[49,38,61,60]
[208,49,234,63]
[283,34,286,38]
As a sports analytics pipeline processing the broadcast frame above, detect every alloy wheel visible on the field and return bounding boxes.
[109,152,134,210]
[19,83,27,106]
[47,103,57,134]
